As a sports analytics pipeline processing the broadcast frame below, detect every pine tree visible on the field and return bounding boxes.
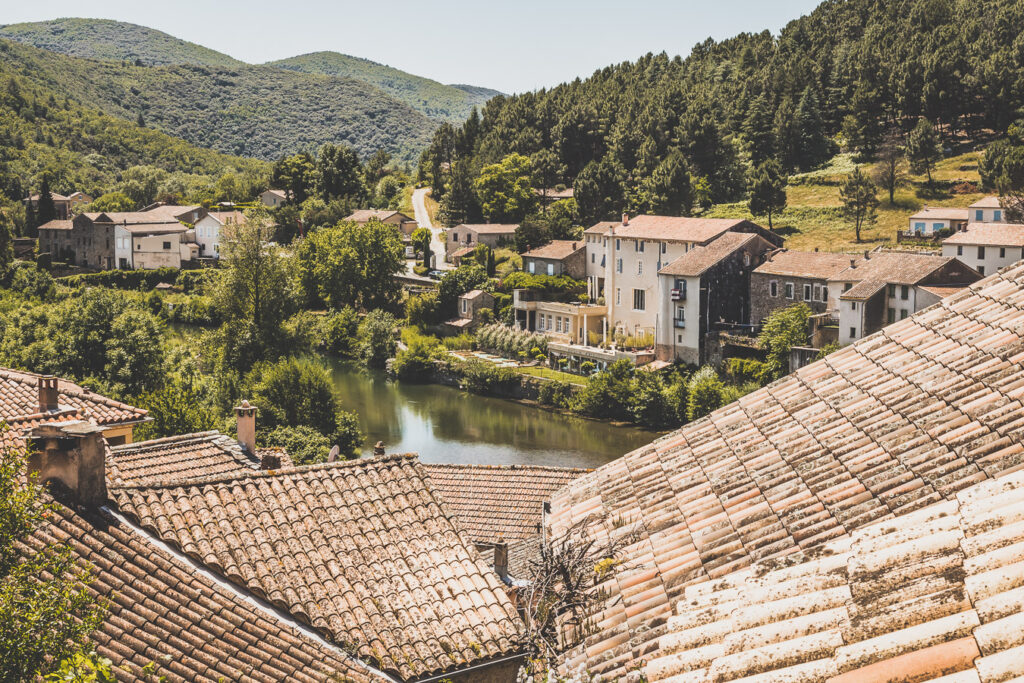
[645,150,693,216]
[907,118,943,184]
[794,87,831,171]
[743,94,776,166]
[840,167,880,242]
[747,159,788,228]
[35,176,56,229]
[873,128,907,205]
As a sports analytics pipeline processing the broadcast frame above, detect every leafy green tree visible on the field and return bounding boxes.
[363,150,392,186]
[686,366,725,421]
[118,165,168,207]
[645,150,693,216]
[530,149,566,205]
[271,152,318,204]
[747,159,788,228]
[907,118,943,184]
[758,303,811,382]
[743,94,776,166]
[570,359,634,420]
[411,227,432,268]
[437,264,488,317]
[474,153,536,222]
[0,443,106,680]
[263,425,332,465]
[9,264,55,300]
[358,309,398,368]
[0,211,14,277]
[134,371,217,441]
[317,143,366,201]
[296,219,404,311]
[628,371,676,429]
[437,160,482,227]
[88,191,135,213]
[840,167,879,242]
[104,309,166,397]
[980,121,1024,222]
[574,155,627,224]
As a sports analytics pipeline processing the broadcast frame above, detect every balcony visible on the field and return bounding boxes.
[670,288,686,301]
[674,318,686,329]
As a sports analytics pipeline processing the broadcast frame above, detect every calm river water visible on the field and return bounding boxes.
[329,361,658,469]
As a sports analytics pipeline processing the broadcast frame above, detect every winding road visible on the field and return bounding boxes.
[412,187,448,270]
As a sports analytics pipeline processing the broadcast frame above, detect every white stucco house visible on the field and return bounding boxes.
[193,210,246,260]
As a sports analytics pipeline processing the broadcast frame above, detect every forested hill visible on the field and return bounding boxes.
[0,18,244,68]
[421,0,1024,224]
[266,52,500,123]
[0,38,436,163]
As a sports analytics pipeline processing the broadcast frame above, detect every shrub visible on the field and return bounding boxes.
[358,309,398,368]
[538,379,574,408]
[166,295,219,326]
[476,323,547,359]
[442,333,475,350]
[686,366,725,421]
[724,357,768,385]
[459,361,518,395]
[406,291,441,328]
[9,263,56,300]
[392,328,445,381]
[176,268,218,294]
[61,267,179,290]
[571,359,634,420]
[262,425,333,465]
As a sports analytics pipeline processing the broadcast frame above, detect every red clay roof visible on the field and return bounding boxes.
[909,206,970,221]
[549,261,1024,679]
[522,240,585,261]
[832,250,970,285]
[422,462,589,544]
[643,469,1024,682]
[38,219,74,231]
[108,431,259,487]
[345,209,412,223]
[454,223,520,235]
[607,215,751,244]
[0,368,148,427]
[658,233,760,277]
[754,250,855,280]
[31,497,386,682]
[970,196,1004,209]
[113,455,526,680]
[943,223,1024,247]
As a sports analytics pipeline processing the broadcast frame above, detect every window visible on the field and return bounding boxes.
[528,261,535,274]
[743,252,751,266]
[803,284,811,300]
[933,223,943,232]
[633,289,646,310]
[601,255,606,267]
[851,301,857,310]
[616,239,621,250]
[639,241,645,252]
[887,308,895,324]
[850,327,857,339]
[556,317,562,333]
[900,309,908,320]
[591,253,595,263]
[914,222,925,232]
[616,258,623,273]
[813,284,821,301]
[821,286,829,302]
[978,265,985,275]
[888,284,896,297]
[995,209,1003,222]
[461,299,468,314]
[770,281,778,297]
[638,261,643,275]
[1000,247,1006,258]
[957,245,963,256]
[976,209,984,221]
[978,246,986,259]
[163,241,171,250]
[785,283,794,299]
[844,282,852,292]
[900,285,909,300]
[661,242,667,254]
[547,263,554,276]
[615,288,621,305]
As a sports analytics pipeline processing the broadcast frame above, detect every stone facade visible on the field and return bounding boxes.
[750,272,833,324]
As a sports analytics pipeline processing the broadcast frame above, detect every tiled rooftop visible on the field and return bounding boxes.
[422,462,589,543]
[108,431,259,487]
[658,233,760,277]
[609,216,750,244]
[454,223,520,234]
[909,206,970,221]
[522,240,586,261]
[113,454,525,681]
[548,261,1024,679]
[644,469,1024,683]
[0,368,148,427]
[345,209,410,222]
[38,219,74,231]
[753,250,855,280]
[30,495,386,683]
[943,222,1024,247]
[832,250,971,285]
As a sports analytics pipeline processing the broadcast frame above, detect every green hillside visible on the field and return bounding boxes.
[266,51,499,122]
[0,38,435,162]
[0,18,244,68]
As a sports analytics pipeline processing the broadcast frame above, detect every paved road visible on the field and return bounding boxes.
[412,187,448,270]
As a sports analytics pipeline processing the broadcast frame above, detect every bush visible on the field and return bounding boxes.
[570,359,634,420]
[61,267,180,290]
[262,425,332,465]
[358,309,398,368]
[406,291,441,328]
[316,307,360,356]
[392,328,445,381]
[442,333,475,350]
[166,295,219,326]
[458,361,518,395]
[476,323,547,359]
[537,379,573,408]
[35,252,51,271]
[176,268,218,294]
[413,264,429,276]
[686,366,725,421]
[724,357,768,385]
[9,263,56,300]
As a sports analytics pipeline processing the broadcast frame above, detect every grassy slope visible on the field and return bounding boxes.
[0,38,435,162]
[0,18,243,67]
[705,151,984,253]
[266,52,499,122]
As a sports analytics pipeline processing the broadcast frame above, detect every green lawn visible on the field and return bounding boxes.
[516,366,586,386]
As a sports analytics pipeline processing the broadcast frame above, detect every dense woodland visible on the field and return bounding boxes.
[421,0,1024,225]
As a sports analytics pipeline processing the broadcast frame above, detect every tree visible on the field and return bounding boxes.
[840,167,879,242]
[295,219,404,311]
[794,87,833,171]
[907,118,943,184]
[88,191,135,213]
[873,128,908,205]
[474,153,536,223]
[747,159,788,228]
[0,211,14,278]
[215,209,295,368]
[437,264,488,317]
[645,150,693,216]
[980,121,1024,222]
[358,309,398,368]
[758,303,811,382]
[437,160,482,227]
[743,94,776,166]
[0,442,106,680]
[135,371,216,441]
[363,149,392,187]
[317,144,367,202]
[271,152,318,204]
[574,155,627,225]
[515,214,551,253]
[530,149,566,207]
[411,227,432,268]
[686,366,725,421]
[35,176,56,228]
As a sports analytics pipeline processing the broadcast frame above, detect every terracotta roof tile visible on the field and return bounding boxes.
[521,240,586,260]
[38,219,74,231]
[832,251,971,285]
[0,368,148,427]
[943,223,1024,247]
[547,261,1024,679]
[643,469,1024,683]
[108,431,259,487]
[114,455,526,680]
[607,215,750,244]
[453,223,520,235]
[969,196,1004,209]
[345,210,412,223]
[658,233,760,277]
[753,250,855,280]
[910,207,971,221]
[32,496,387,682]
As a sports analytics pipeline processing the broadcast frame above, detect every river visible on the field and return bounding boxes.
[328,360,658,469]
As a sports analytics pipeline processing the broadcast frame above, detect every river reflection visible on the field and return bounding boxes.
[328,360,658,469]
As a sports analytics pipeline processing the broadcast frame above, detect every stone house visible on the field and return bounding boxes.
[521,240,586,279]
[446,223,519,260]
[750,249,854,323]
[23,191,93,220]
[446,289,494,332]
[344,209,418,237]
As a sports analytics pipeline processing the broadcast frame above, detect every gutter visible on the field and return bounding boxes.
[101,505,400,683]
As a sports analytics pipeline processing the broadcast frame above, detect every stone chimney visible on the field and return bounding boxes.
[850,259,857,268]
[373,441,386,456]
[234,400,257,455]
[622,213,630,226]
[28,421,107,507]
[864,250,870,259]
[38,375,59,413]
[493,539,509,581]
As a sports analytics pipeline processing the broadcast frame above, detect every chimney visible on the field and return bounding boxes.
[259,450,281,470]
[234,400,257,455]
[864,251,870,259]
[850,259,857,268]
[493,539,509,581]
[373,441,385,456]
[38,375,59,413]
[28,421,107,507]
[622,213,629,226]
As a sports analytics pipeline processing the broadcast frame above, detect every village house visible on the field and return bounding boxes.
[344,209,418,237]
[969,195,1008,223]
[192,209,246,260]
[260,188,288,207]
[906,205,969,235]
[36,219,74,261]
[23,191,93,220]
[445,288,494,332]
[750,249,854,323]
[446,223,519,260]
[941,222,1024,276]
[655,231,777,364]
[512,287,607,349]
[521,239,586,278]
[545,261,1024,681]
[534,186,574,204]
[831,249,980,345]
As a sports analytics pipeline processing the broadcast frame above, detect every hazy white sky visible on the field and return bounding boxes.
[3,0,823,93]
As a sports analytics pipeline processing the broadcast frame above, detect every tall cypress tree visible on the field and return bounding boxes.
[743,94,776,166]
[35,176,56,230]
[794,87,832,171]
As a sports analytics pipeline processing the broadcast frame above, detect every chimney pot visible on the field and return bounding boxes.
[234,401,257,455]
[27,421,107,507]
[850,259,857,268]
[493,539,509,581]
[38,375,59,413]
[373,441,385,456]
[864,251,870,259]
[622,213,629,226]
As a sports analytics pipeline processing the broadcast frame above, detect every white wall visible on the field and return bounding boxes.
[971,207,1005,223]
[194,215,222,259]
[114,225,132,269]
[599,234,693,336]
[908,218,952,235]
[942,243,1021,277]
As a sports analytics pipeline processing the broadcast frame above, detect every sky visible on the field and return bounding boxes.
[2,0,823,94]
